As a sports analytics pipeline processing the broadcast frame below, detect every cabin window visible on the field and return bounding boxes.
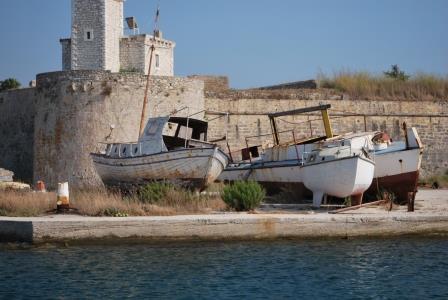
[114,147,118,153]
[134,146,139,154]
[123,147,127,155]
[163,122,178,137]
[155,54,160,68]
[178,126,193,139]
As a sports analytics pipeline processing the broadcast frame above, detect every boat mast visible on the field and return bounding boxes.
[138,5,160,138]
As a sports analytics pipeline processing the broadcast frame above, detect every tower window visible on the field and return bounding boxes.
[155,54,160,68]
[84,29,94,41]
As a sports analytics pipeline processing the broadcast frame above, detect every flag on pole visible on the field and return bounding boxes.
[155,6,160,24]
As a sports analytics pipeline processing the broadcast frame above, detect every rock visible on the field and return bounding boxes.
[0,168,14,182]
[0,181,31,191]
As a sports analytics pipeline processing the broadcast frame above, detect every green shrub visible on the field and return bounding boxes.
[138,182,173,204]
[222,181,265,211]
[0,78,21,92]
[384,64,410,81]
[103,207,129,217]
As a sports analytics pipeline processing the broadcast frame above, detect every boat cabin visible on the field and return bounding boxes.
[103,117,213,158]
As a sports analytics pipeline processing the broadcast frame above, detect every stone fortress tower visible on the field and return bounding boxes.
[60,0,175,76]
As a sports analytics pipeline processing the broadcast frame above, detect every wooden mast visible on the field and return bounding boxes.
[138,43,156,138]
[138,5,160,138]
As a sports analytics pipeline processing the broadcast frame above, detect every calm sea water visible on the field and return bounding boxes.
[1,238,447,299]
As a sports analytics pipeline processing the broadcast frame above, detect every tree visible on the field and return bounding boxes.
[0,78,21,92]
[384,65,410,81]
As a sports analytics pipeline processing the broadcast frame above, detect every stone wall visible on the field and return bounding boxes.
[71,0,123,72]
[204,91,448,177]
[1,71,446,188]
[119,35,175,76]
[151,37,175,77]
[104,0,123,72]
[188,75,229,92]
[60,39,71,71]
[119,36,146,73]
[0,88,36,182]
[33,70,204,188]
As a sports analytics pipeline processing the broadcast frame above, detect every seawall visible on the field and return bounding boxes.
[1,213,447,244]
[1,189,447,244]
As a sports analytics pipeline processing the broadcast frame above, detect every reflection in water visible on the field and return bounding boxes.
[1,238,448,299]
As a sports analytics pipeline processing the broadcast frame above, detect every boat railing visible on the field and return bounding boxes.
[225,127,320,164]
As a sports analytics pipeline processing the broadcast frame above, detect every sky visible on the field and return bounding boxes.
[0,0,447,89]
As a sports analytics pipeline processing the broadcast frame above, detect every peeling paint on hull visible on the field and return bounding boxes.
[92,147,228,189]
[367,171,420,203]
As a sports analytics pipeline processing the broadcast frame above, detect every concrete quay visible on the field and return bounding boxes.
[1,190,447,244]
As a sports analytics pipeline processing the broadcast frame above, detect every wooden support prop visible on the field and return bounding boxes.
[351,194,363,206]
[408,191,415,212]
[328,200,385,214]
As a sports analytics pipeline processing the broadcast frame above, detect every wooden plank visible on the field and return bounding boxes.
[267,104,331,118]
[328,200,385,214]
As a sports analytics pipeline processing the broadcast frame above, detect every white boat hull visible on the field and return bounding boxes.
[302,156,375,207]
[219,156,375,207]
[219,146,422,204]
[92,147,228,189]
[374,148,422,179]
[219,160,304,183]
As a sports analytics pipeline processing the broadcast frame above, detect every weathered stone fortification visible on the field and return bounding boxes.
[202,77,448,177]
[62,0,175,76]
[69,0,123,72]
[0,88,36,181]
[0,71,203,186]
[60,39,72,71]
[0,73,446,187]
[120,34,175,76]
[30,71,203,188]
[188,75,230,92]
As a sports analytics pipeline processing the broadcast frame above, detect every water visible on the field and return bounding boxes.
[1,238,447,299]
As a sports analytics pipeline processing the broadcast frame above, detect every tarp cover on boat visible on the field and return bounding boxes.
[139,117,169,155]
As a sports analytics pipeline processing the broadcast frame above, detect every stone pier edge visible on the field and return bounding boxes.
[1,214,447,244]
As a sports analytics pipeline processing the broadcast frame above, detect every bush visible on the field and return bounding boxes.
[384,64,410,81]
[138,182,174,204]
[222,181,265,211]
[103,207,129,217]
[0,78,21,92]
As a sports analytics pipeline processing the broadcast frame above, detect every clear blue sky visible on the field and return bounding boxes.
[0,0,447,88]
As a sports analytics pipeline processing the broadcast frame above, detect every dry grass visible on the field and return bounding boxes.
[318,71,448,101]
[419,171,448,189]
[0,190,56,217]
[72,188,226,217]
[0,187,226,218]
